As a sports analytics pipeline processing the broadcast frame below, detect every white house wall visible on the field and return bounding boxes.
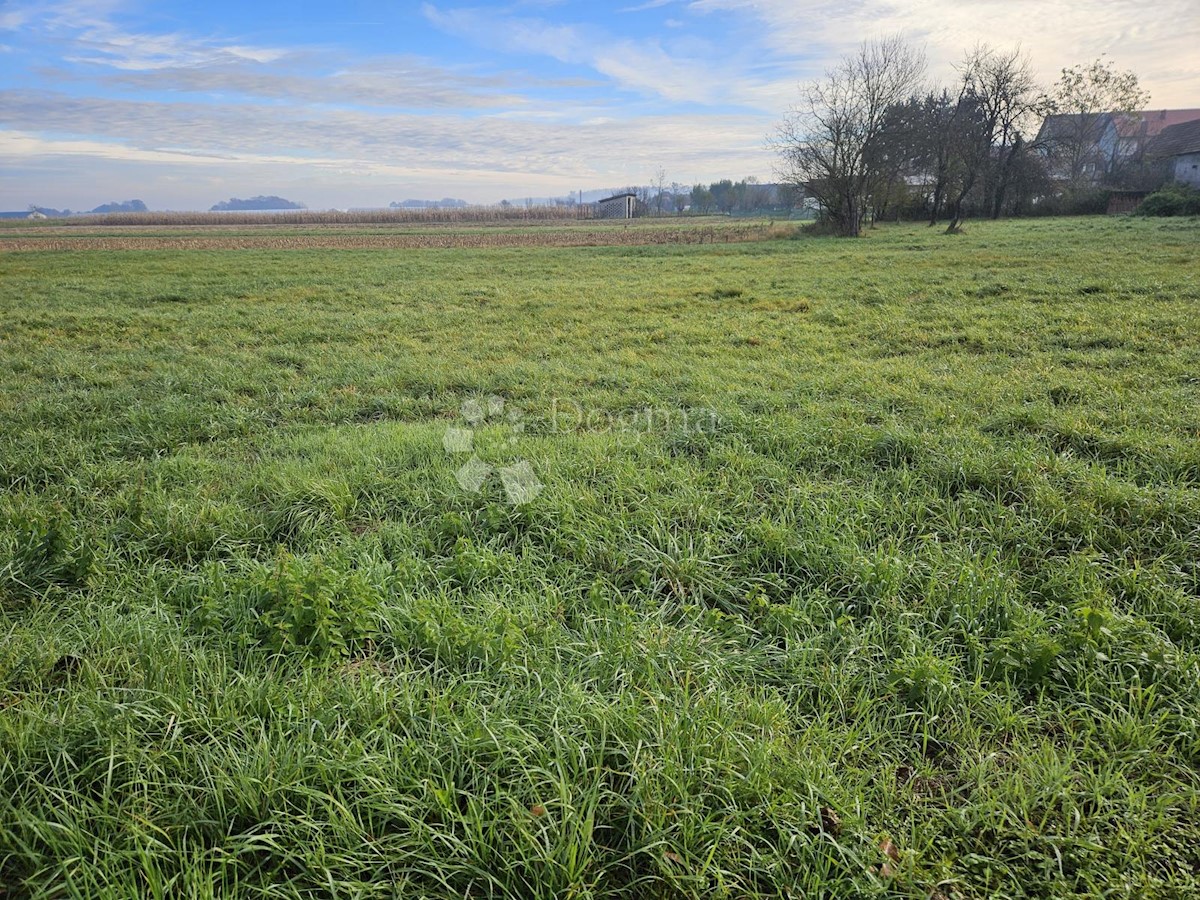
[1173,153,1200,187]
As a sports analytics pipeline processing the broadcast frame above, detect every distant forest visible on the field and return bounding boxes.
[210,196,306,211]
[91,200,147,214]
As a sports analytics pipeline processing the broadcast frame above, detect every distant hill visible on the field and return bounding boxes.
[210,196,306,211]
[390,198,470,209]
[91,199,147,214]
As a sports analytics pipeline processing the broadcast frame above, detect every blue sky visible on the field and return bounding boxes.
[1,0,1197,210]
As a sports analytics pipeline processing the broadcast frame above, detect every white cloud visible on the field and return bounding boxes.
[688,0,1200,107]
[620,0,678,11]
[65,59,532,110]
[65,24,291,71]
[422,3,792,110]
[0,9,30,30]
[6,0,1197,210]
[9,0,293,71]
[0,89,774,202]
[18,3,587,114]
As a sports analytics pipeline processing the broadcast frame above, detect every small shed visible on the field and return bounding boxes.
[1106,190,1150,215]
[596,192,638,220]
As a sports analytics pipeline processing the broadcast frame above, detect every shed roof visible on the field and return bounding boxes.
[1147,119,1200,158]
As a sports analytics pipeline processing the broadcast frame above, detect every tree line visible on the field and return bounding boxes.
[614,177,803,216]
[776,38,1151,236]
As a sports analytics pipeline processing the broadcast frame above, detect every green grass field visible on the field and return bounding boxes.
[2,216,1199,897]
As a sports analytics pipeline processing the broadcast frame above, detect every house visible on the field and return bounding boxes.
[1109,109,1200,164]
[1035,108,1200,183]
[1035,113,1114,180]
[596,192,638,219]
[1147,119,1200,188]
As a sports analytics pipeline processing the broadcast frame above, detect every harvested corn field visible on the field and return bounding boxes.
[0,220,785,252]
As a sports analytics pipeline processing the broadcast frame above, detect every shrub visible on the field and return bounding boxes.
[890,651,956,712]
[986,627,1064,691]
[0,511,92,604]
[800,216,847,237]
[1027,189,1111,217]
[185,553,383,659]
[1137,183,1200,217]
[252,555,381,657]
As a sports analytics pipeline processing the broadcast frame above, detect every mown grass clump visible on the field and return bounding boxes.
[1,216,1199,896]
[0,507,92,606]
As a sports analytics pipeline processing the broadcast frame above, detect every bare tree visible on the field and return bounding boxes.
[1042,58,1150,188]
[775,36,926,237]
[917,90,969,225]
[741,176,770,212]
[670,182,688,215]
[652,168,668,215]
[943,46,1042,232]
[971,47,1043,220]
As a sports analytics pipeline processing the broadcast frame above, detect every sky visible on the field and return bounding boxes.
[1,0,1197,211]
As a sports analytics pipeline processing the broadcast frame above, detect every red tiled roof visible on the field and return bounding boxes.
[1112,109,1200,139]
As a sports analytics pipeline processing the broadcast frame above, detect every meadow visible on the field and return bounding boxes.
[1,215,1199,897]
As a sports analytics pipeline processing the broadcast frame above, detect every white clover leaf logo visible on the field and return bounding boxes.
[442,396,543,506]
